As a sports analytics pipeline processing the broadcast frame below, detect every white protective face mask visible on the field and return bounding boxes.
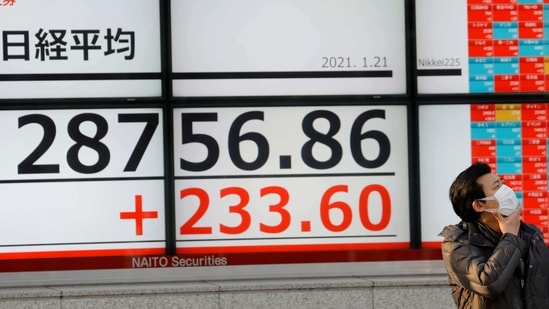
[481,184,519,216]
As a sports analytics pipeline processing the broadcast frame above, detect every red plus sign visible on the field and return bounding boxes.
[120,195,158,236]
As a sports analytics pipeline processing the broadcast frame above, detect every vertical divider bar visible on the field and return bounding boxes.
[161,0,176,255]
[406,0,422,249]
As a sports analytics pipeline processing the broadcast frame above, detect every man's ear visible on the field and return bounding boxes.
[472,200,484,213]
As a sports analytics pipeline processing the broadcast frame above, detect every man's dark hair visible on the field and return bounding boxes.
[449,162,491,222]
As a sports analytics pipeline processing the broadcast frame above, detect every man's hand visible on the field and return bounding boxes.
[493,206,522,236]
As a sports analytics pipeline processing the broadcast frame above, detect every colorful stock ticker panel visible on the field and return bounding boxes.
[469,0,549,93]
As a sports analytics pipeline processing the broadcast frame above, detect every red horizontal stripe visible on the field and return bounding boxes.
[421,241,443,249]
[0,247,443,273]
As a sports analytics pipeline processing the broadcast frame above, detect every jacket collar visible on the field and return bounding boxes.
[439,220,500,247]
[467,221,501,247]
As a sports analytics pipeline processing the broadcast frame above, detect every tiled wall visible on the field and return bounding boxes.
[0,275,455,309]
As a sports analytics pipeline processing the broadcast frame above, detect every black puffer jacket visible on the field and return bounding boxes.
[439,221,549,309]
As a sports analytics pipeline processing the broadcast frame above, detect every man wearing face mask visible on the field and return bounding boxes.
[439,162,549,308]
